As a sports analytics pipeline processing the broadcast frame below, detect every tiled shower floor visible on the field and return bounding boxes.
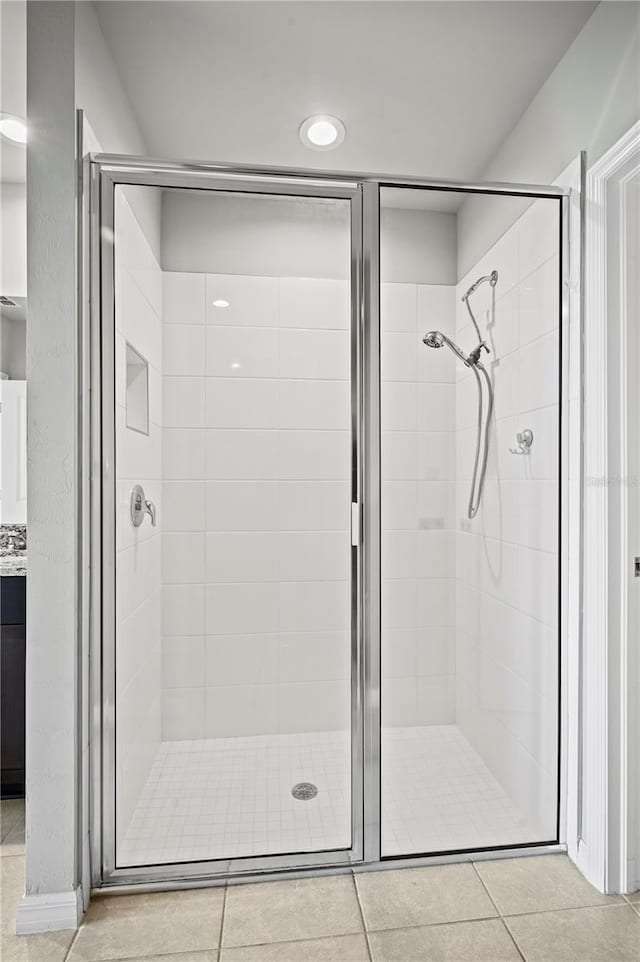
[119,725,536,866]
[119,730,351,865]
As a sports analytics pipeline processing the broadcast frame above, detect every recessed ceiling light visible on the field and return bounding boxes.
[231,362,241,369]
[0,114,27,145]
[299,115,346,151]
[212,299,230,308]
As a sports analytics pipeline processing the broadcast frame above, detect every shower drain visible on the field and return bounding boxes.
[291,782,318,801]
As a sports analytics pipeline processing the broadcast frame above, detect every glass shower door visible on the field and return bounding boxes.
[104,174,361,873]
[379,185,562,857]
[94,157,568,887]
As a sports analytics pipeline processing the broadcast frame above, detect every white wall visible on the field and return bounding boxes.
[380,209,457,286]
[0,183,27,297]
[0,315,26,379]
[0,0,26,186]
[0,379,27,524]
[20,0,81,930]
[75,1,161,258]
[458,1,640,276]
[162,191,350,280]
[160,193,458,742]
[379,192,459,729]
[161,193,458,739]
[380,281,457,726]
[114,187,163,848]
[159,190,356,741]
[19,0,158,926]
[378,183,563,847]
[160,269,352,740]
[162,190,457,285]
[72,0,160,903]
[454,197,561,840]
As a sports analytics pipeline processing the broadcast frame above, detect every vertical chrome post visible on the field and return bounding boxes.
[558,189,570,847]
[99,170,117,881]
[350,186,364,863]
[561,155,585,853]
[76,107,93,899]
[362,181,381,863]
[88,149,104,888]
[575,152,587,848]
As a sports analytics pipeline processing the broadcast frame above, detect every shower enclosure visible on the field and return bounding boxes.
[89,156,568,887]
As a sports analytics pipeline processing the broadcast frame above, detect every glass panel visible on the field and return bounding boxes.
[380,185,560,856]
[113,184,353,867]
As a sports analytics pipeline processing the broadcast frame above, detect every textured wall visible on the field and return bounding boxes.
[23,0,79,907]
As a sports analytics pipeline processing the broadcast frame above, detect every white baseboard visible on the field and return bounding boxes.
[15,887,83,934]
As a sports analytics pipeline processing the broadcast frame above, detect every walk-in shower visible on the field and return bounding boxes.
[423,269,497,518]
[90,156,567,888]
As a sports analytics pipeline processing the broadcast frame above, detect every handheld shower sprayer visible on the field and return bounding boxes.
[422,269,498,519]
[423,331,470,366]
[423,331,444,350]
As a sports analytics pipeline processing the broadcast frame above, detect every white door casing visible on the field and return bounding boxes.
[582,120,640,894]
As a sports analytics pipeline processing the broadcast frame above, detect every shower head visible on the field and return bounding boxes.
[423,331,444,349]
[423,330,469,364]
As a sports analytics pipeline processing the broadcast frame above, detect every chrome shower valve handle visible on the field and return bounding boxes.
[130,484,157,527]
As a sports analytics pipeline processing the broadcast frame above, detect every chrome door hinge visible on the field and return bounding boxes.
[351,503,361,548]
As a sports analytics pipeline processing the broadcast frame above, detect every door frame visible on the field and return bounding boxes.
[90,160,366,886]
[88,154,571,889]
[581,121,640,894]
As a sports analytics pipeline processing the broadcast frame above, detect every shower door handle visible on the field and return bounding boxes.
[130,484,157,527]
[351,503,361,547]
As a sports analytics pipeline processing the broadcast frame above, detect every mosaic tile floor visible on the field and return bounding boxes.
[119,725,538,866]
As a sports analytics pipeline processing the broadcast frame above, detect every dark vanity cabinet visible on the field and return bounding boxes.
[1,577,26,797]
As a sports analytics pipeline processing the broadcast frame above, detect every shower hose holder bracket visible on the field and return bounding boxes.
[510,428,534,455]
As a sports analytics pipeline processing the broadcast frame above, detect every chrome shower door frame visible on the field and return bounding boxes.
[90,154,572,890]
[90,159,366,887]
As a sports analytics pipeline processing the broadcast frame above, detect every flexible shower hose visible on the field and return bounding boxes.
[467,360,493,519]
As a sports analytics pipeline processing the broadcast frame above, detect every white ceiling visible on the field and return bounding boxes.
[95,0,597,187]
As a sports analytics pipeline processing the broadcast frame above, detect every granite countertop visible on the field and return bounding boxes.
[0,553,27,577]
[0,525,27,577]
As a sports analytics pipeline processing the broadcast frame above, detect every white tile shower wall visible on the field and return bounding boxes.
[114,189,163,846]
[160,272,351,740]
[381,282,457,726]
[454,198,560,840]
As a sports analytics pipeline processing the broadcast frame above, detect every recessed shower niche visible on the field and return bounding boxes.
[124,342,149,435]
[91,158,566,887]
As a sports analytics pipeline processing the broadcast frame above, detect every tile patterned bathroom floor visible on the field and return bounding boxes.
[2,805,639,962]
[119,725,539,866]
